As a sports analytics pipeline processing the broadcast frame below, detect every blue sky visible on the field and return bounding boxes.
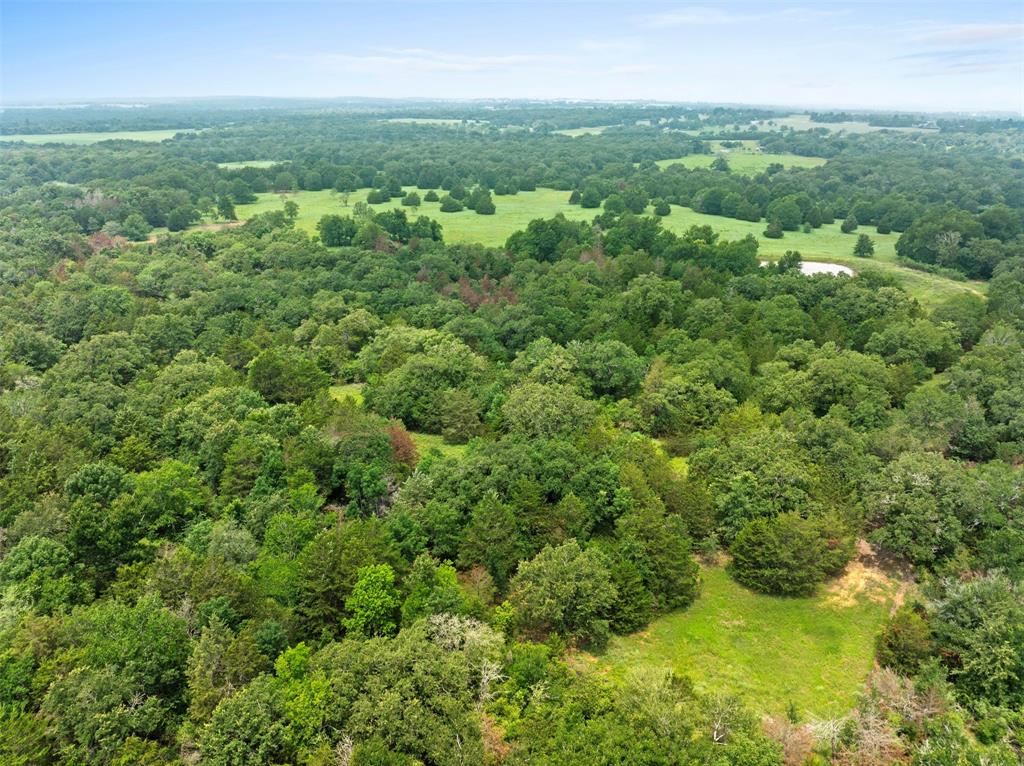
[2,1,1022,112]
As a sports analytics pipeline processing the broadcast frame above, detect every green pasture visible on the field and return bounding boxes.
[234,188,982,309]
[236,187,593,246]
[1,128,194,144]
[658,204,986,309]
[599,566,894,717]
[555,125,614,137]
[756,114,936,134]
[218,160,281,169]
[656,151,827,174]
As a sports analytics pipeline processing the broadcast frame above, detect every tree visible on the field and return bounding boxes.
[875,607,934,675]
[166,206,195,232]
[766,197,802,230]
[568,189,582,204]
[423,189,439,202]
[653,198,671,216]
[274,171,297,191]
[344,564,401,637]
[854,233,874,257]
[401,190,421,209]
[458,491,524,589]
[580,185,602,208]
[401,554,468,624]
[247,347,329,403]
[439,195,463,212]
[866,452,967,567]
[840,214,858,233]
[728,513,831,596]
[763,220,783,239]
[508,541,617,648]
[500,382,598,439]
[616,505,700,610]
[121,212,152,241]
[317,214,358,246]
[217,195,237,221]
[930,575,1024,707]
[283,200,299,222]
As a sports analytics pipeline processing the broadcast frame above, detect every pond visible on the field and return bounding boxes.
[760,260,855,276]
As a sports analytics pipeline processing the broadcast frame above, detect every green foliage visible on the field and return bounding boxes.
[247,346,330,403]
[875,606,934,674]
[728,513,847,596]
[508,540,617,647]
[344,564,401,637]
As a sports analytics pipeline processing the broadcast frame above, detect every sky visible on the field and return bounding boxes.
[1,1,1022,113]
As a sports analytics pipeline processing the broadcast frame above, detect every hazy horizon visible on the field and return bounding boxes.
[2,1,1022,114]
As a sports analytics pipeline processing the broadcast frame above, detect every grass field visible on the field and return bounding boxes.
[1,129,194,144]
[756,114,936,134]
[329,383,468,459]
[236,187,593,246]
[555,125,614,137]
[658,204,985,309]
[233,188,982,309]
[656,151,827,174]
[217,160,281,169]
[598,566,895,717]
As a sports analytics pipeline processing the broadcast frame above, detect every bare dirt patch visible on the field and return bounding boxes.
[824,540,912,610]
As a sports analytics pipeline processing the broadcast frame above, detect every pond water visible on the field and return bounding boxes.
[760,260,855,276]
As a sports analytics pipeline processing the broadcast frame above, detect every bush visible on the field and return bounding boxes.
[728,513,831,596]
[763,221,784,239]
[439,195,463,213]
[875,606,934,674]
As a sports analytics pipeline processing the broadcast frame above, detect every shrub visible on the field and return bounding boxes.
[728,513,830,596]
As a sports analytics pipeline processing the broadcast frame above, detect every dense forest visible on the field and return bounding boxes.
[0,101,1021,766]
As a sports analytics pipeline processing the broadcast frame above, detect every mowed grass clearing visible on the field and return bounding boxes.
[755,114,937,134]
[218,160,281,169]
[236,188,593,246]
[598,566,895,717]
[658,204,986,309]
[555,125,615,137]
[1,128,195,144]
[234,188,982,309]
[656,151,827,174]
[329,383,468,459]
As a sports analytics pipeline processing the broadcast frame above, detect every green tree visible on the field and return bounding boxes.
[317,213,358,246]
[840,214,858,233]
[728,513,830,596]
[458,491,524,589]
[344,563,401,637]
[121,212,152,241]
[508,540,617,648]
[439,195,463,212]
[247,347,329,403]
[853,233,874,257]
[217,195,237,221]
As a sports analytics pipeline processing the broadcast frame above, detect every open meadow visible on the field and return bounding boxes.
[236,187,595,245]
[235,188,982,308]
[755,114,937,134]
[1,128,194,144]
[656,151,827,174]
[598,565,898,718]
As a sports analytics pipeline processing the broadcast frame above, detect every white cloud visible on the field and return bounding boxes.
[282,48,563,75]
[919,22,1024,45]
[636,6,763,28]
